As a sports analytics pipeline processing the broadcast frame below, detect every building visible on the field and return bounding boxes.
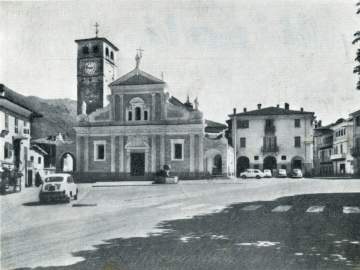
[313,117,356,177]
[313,123,334,176]
[0,84,42,187]
[350,110,360,176]
[73,36,232,181]
[228,103,315,176]
[330,118,354,175]
[28,144,47,185]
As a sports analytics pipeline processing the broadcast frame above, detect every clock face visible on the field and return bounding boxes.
[84,61,97,75]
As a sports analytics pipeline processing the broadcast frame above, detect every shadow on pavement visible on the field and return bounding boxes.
[22,201,69,206]
[16,193,360,270]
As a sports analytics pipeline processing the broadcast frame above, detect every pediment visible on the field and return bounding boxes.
[110,69,165,86]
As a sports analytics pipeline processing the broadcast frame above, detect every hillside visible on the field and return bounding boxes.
[27,96,77,139]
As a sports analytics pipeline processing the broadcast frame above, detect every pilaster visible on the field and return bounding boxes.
[190,134,195,172]
[119,136,124,172]
[151,135,156,172]
[111,135,115,172]
[84,136,89,172]
[160,134,165,167]
[160,93,165,120]
[198,135,204,172]
[151,93,156,121]
[120,94,124,122]
[76,136,81,172]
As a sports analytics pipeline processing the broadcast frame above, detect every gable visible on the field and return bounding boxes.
[110,68,165,86]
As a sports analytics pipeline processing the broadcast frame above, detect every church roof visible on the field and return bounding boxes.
[168,96,195,112]
[0,84,42,117]
[230,106,314,117]
[205,120,227,133]
[109,68,165,86]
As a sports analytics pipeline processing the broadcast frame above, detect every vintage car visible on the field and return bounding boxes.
[263,169,272,178]
[277,169,288,178]
[39,173,78,203]
[290,169,303,178]
[240,169,265,179]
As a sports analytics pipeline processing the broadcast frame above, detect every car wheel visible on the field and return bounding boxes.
[242,175,247,179]
[256,175,261,179]
[74,189,78,200]
[65,194,70,203]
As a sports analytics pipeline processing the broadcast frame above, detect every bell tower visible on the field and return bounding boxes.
[75,27,118,115]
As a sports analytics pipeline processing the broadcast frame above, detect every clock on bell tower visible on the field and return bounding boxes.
[75,36,119,115]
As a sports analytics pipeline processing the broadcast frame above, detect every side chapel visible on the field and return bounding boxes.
[73,35,233,181]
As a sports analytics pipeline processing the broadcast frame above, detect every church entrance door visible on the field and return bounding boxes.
[130,152,145,176]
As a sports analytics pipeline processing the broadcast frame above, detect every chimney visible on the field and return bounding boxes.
[276,104,280,108]
[318,120,322,127]
[257,103,262,110]
[284,102,289,110]
[243,107,247,112]
[300,107,304,112]
[233,108,237,115]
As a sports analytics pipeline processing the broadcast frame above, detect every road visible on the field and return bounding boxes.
[1,178,360,270]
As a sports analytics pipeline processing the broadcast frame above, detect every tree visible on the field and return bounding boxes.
[353,2,360,90]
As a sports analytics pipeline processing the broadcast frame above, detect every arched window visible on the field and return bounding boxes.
[110,51,114,60]
[105,47,109,57]
[135,107,141,120]
[82,46,89,54]
[127,97,149,122]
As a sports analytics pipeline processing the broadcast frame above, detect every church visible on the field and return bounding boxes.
[73,35,233,181]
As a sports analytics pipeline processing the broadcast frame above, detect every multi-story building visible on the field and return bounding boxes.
[350,110,360,176]
[0,84,42,187]
[313,124,334,176]
[228,103,315,176]
[329,118,354,175]
[350,110,360,175]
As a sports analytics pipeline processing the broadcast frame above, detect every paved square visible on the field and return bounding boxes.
[343,206,360,214]
[306,206,325,213]
[241,204,263,211]
[271,205,292,212]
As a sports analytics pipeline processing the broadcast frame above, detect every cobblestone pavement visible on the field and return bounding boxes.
[1,178,360,269]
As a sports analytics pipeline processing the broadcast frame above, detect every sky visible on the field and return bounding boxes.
[1,0,359,125]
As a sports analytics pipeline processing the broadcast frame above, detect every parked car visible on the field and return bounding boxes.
[290,169,303,178]
[240,169,265,179]
[277,169,287,178]
[263,169,272,178]
[39,173,78,203]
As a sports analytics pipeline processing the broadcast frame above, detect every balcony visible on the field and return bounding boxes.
[261,145,279,153]
[330,153,346,160]
[265,125,276,134]
[351,147,360,157]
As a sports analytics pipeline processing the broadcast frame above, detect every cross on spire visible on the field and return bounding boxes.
[135,48,144,70]
[94,22,99,37]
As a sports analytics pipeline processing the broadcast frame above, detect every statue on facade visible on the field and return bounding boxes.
[82,101,87,115]
[194,97,199,110]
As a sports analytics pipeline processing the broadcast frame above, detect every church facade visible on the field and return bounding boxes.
[73,37,233,181]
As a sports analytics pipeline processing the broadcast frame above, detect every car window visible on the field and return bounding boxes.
[45,177,64,183]
[67,176,73,183]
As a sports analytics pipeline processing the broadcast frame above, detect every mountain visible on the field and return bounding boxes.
[26,96,77,139]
